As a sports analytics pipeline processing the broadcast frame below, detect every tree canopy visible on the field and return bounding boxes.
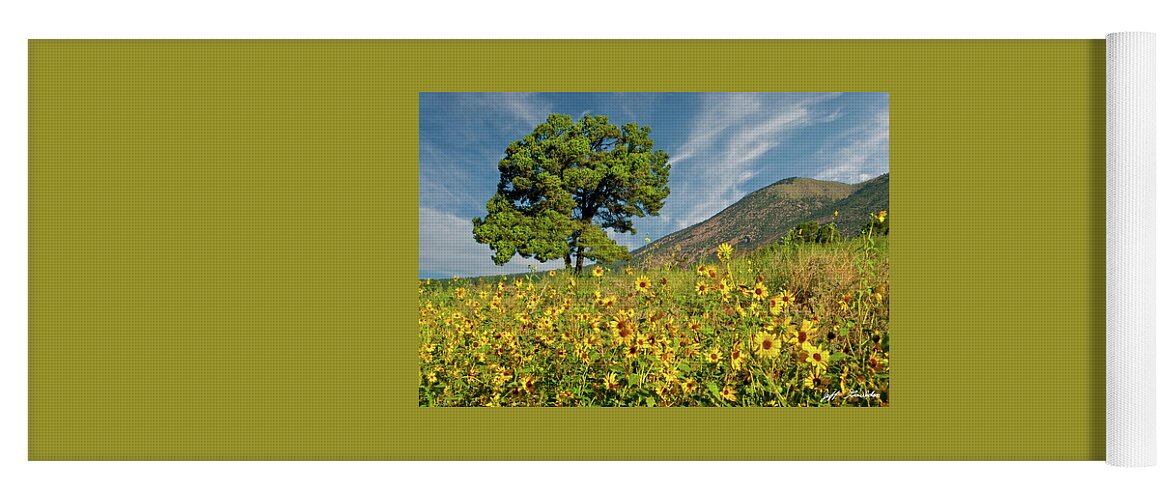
[472,114,671,272]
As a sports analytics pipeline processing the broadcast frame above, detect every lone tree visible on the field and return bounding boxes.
[473,114,671,273]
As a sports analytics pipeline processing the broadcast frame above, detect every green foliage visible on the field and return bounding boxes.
[816,224,842,243]
[785,221,841,245]
[473,114,671,272]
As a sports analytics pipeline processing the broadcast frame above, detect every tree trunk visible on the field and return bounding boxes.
[564,252,571,269]
[573,214,595,273]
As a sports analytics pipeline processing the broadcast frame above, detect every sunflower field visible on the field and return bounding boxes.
[419,214,889,407]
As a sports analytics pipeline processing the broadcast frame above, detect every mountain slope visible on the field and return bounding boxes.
[634,173,888,264]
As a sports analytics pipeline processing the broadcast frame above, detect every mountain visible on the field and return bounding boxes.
[633,173,889,264]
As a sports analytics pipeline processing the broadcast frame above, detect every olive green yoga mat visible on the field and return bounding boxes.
[29,40,1103,459]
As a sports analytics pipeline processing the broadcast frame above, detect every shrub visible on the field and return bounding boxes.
[786,221,841,244]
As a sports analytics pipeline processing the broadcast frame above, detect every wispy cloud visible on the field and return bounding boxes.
[419,141,499,213]
[666,93,843,229]
[462,92,551,129]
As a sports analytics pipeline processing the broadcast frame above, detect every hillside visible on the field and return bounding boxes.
[634,173,888,264]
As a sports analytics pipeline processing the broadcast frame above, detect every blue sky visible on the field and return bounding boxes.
[420,92,888,279]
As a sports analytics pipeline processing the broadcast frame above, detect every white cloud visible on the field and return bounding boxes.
[621,102,636,122]
[460,92,551,129]
[813,110,889,184]
[419,208,562,278]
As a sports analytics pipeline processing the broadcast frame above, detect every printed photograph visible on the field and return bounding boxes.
[419,93,889,407]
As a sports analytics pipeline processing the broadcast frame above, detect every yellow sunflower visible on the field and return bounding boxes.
[624,343,642,359]
[730,345,746,371]
[803,370,823,389]
[517,374,535,394]
[785,319,819,347]
[778,289,795,307]
[838,292,854,312]
[680,378,698,394]
[705,346,723,364]
[694,281,712,295]
[592,266,605,277]
[750,282,769,301]
[717,242,734,262]
[610,317,637,344]
[720,384,738,402]
[804,343,830,371]
[754,331,782,359]
[635,275,653,294]
[765,297,778,315]
[603,372,621,391]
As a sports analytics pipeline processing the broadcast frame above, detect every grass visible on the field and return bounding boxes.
[418,222,889,407]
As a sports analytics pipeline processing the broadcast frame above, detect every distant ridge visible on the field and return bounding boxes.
[634,173,889,263]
